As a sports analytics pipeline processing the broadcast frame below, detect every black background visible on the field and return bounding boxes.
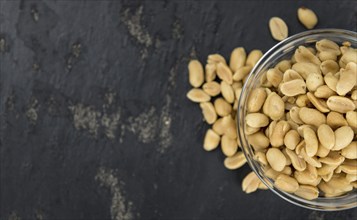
[1,0,357,220]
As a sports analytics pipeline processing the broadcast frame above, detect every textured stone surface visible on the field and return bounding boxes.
[1,0,356,219]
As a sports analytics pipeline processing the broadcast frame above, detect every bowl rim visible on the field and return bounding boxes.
[237,28,357,211]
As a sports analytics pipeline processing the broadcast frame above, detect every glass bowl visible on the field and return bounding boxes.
[237,29,357,211]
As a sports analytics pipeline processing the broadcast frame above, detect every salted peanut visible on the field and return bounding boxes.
[306,73,324,92]
[319,152,345,166]
[265,167,281,180]
[207,54,226,64]
[282,150,292,166]
[212,118,225,135]
[235,88,242,101]
[284,103,295,111]
[326,112,348,129]
[229,47,246,72]
[321,172,334,182]
[241,72,249,83]
[221,135,238,157]
[320,60,339,75]
[318,51,337,62]
[303,127,318,157]
[314,85,336,99]
[247,88,267,113]
[307,164,318,178]
[270,120,290,147]
[322,175,353,193]
[242,172,261,193]
[306,47,317,55]
[233,66,252,81]
[317,164,337,176]
[214,98,232,117]
[233,100,238,111]
[276,60,292,72]
[300,148,322,168]
[267,120,277,138]
[258,181,269,190]
[222,115,237,139]
[346,174,357,183]
[187,88,211,103]
[297,7,318,29]
[282,69,303,82]
[269,17,288,41]
[292,62,321,79]
[281,166,292,175]
[295,140,307,155]
[284,130,300,150]
[341,141,357,159]
[317,124,335,150]
[285,96,296,104]
[295,94,310,107]
[299,107,326,127]
[340,46,350,55]
[335,166,342,174]
[280,79,306,96]
[288,116,300,131]
[332,126,354,151]
[266,148,286,172]
[205,63,216,82]
[216,62,233,84]
[340,164,357,175]
[316,39,341,55]
[202,81,221,97]
[263,92,285,120]
[324,72,338,92]
[232,81,243,91]
[220,81,235,103]
[224,152,247,170]
[351,90,357,101]
[275,174,299,193]
[336,67,357,96]
[306,92,330,113]
[319,181,352,196]
[267,68,283,87]
[297,125,316,137]
[200,102,217,124]
[294,46,321,65]
[203,129,220,151]
[245,124,260,135]
[254,151,268,166]
[316,143,330,158]
[339,50,357,68]
[246,113,269,128]
[259,71,273,87]
[246,50,263,67]
[247,132,270,151]
[294,185,319,200]
[188,60,204,88]
[294,170,321,186]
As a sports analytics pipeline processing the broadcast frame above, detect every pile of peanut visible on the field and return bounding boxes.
[187,6,357,200]
[246,40,357,199]
[187,49,270,192]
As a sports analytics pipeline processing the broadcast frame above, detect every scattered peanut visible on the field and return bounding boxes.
[297,7,318,29]
[269,17,288,41]
[187,15,356,201]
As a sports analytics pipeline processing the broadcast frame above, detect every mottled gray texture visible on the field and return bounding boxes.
[1,0,357,220]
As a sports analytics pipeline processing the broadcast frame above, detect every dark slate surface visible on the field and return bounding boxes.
[0,0,356,220]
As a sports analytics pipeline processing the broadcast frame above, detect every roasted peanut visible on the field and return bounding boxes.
[230,47,246,72]
[204,129,220,151]
[188,60,204,87]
